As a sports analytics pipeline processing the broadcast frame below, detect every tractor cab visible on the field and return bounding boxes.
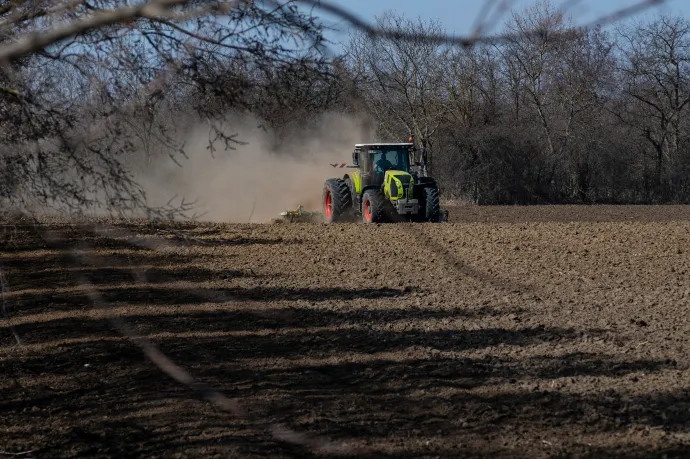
[352,143,416,188]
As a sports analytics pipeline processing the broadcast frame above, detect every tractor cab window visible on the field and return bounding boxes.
[370,148,410,174]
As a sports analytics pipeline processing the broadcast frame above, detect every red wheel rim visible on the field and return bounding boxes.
[364,199,371,221]
[324,191,332,219]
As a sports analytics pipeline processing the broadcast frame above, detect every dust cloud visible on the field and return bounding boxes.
[140,114,373,223]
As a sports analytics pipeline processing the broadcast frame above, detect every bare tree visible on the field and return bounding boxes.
[617,14,690,199]
[498,1,575,199]
[345,12,448,174]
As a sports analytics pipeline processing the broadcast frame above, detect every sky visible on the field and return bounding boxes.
[307,0,687,51]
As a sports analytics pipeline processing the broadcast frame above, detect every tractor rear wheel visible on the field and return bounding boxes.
[361,189,386,223]
[322,178,352,223]
[420,187,440,222]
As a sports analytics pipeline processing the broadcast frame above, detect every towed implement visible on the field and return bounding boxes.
[322,138,448,223]
[276,206,322,223]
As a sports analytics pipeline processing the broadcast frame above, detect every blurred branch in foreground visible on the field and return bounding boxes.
[0,0,672,219]
[0,0,328,219]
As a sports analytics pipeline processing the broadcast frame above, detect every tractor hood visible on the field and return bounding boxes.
[384,170,414,201]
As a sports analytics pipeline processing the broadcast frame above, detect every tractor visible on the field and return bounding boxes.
[322,138,443,223]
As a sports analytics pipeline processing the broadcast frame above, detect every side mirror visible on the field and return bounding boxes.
[352,151,359,166]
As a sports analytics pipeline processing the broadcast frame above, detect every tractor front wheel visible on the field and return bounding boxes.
[361,189,386,224]
[322,178,352,223]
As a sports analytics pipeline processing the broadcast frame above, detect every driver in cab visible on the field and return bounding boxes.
[375,151,394,174]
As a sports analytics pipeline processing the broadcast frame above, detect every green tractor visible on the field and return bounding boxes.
[322,138,445,223]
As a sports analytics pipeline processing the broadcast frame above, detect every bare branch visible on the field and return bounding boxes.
[0,450,39,457]
[0,0,238,63]
[296,0,668,47]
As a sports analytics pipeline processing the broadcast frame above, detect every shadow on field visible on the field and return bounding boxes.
[7,285,410,318]
[172,236,302,246]
[0,325,684,458]
[1,251,209,273]
[2,232,153,253]
[4,265,265,291]
[2,310,685,457]
[4,301,529,350]
[2,223,688,458]
[574,445,690,459]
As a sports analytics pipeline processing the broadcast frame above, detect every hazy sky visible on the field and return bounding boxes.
[310,0,686,50]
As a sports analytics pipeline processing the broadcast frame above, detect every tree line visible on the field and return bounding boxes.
[1,0,687,216]
[343,3,690,204]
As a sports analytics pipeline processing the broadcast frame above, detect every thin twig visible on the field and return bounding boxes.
[248,195,257,223]
[0,0,88,30]
[296,0,668,46]
[0,0,668,64]
[0,0,239,63]
[0,450,39,456]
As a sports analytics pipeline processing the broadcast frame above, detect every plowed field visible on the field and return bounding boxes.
[2,205,690,458]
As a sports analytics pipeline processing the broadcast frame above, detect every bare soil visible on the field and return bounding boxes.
[447,204,690,223]
[2,205,690,458]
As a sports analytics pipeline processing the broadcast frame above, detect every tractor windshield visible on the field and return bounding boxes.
[370,147,411,174]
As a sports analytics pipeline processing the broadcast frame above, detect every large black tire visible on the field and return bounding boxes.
[361,189,387,223]
[419,187,440,222]
[322,178,352,223]
[345,176,358,215]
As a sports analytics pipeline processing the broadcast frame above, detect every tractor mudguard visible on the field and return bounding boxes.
[345,170,362,195]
